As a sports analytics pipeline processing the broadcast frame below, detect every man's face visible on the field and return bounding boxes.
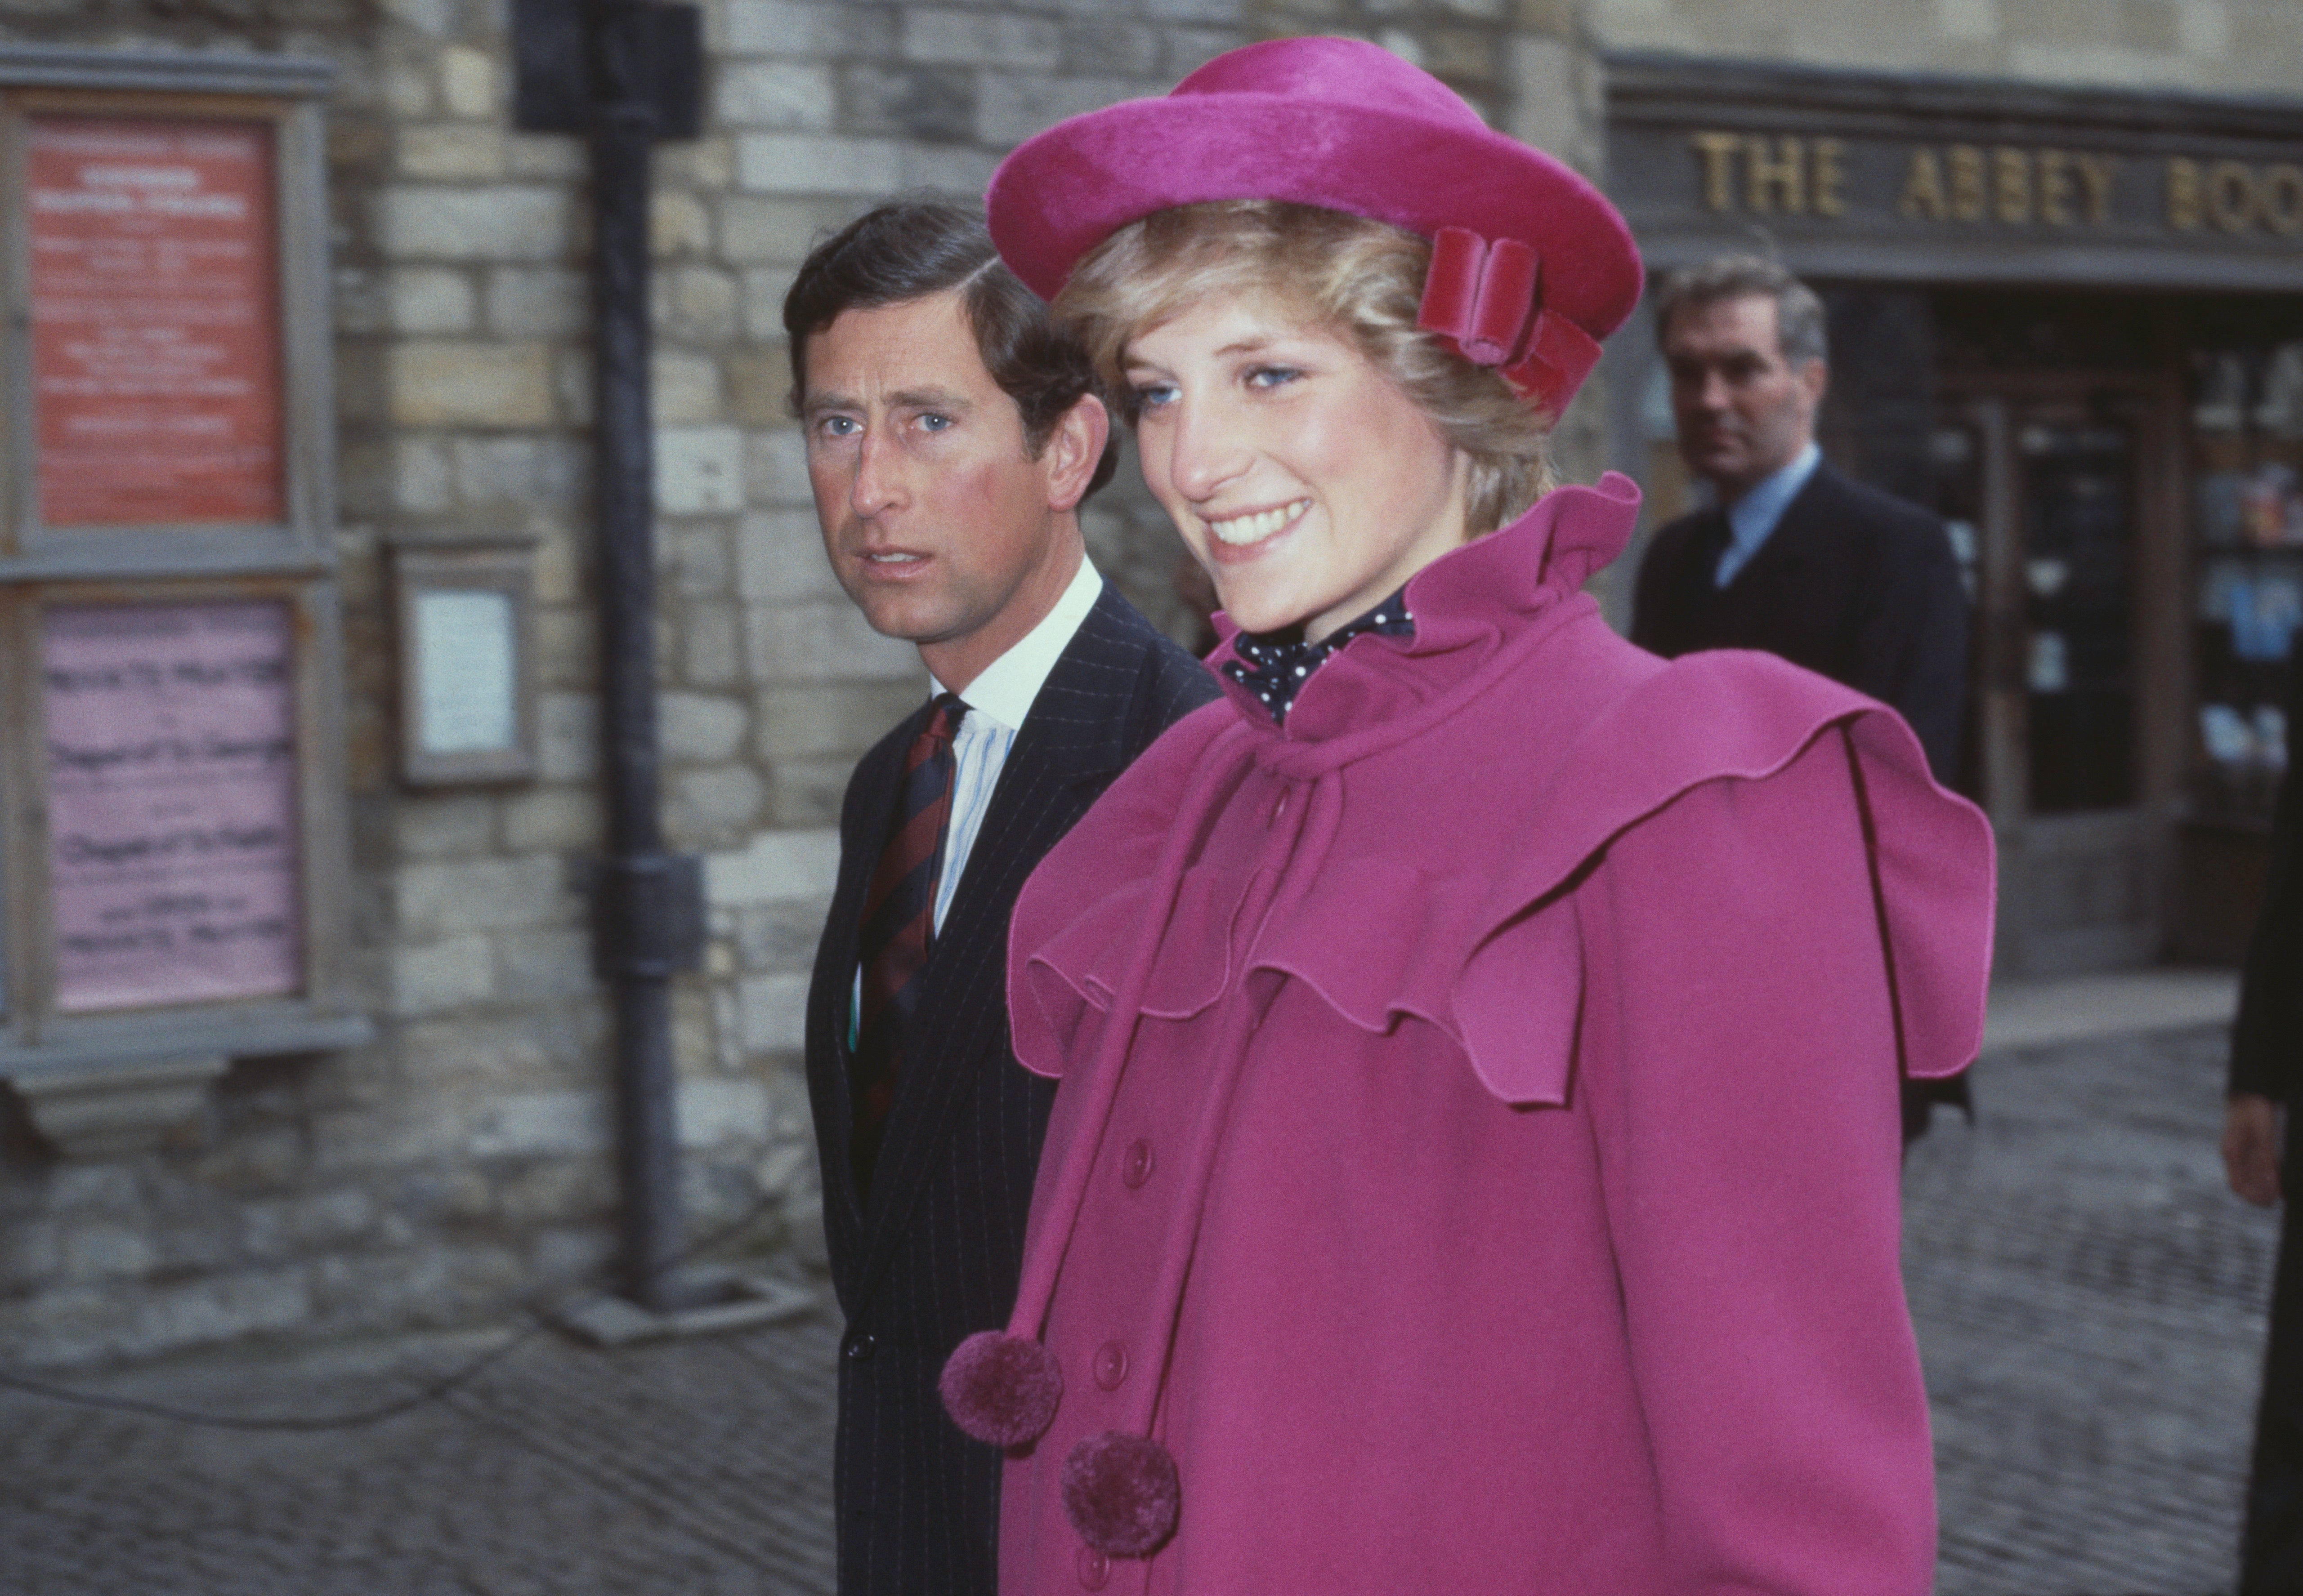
[800,290,1095,690]
[1660,293,1826,503]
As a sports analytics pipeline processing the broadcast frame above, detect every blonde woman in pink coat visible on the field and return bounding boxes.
[939,38,1996,1596]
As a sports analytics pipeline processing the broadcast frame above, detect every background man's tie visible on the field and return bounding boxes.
[1696,507,1734,592]
[850,693,966,1196]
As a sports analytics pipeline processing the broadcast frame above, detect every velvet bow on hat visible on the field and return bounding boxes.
[985,35,1643,419]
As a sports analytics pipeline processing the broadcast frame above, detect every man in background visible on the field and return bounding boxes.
[2223,650,2303,1595]
[783,199,1216,1596]
[1631,254,1970,1140]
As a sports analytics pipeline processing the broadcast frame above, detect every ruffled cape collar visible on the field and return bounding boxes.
[1204,472,1641,777]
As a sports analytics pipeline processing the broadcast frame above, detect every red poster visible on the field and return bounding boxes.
[45,601,304,1012]
[29,117,286,527]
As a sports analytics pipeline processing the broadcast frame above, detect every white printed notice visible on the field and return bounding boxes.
[44,600,303,1012]
[412,587,517,755]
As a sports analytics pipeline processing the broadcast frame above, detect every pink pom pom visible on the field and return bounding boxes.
[1061,1431,1180,1558]
[940,1331,1063,1447]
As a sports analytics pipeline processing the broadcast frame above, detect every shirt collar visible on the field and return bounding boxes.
[1723,440,1821,556]
[928,555,1103,732]
[1222,587,1415,726]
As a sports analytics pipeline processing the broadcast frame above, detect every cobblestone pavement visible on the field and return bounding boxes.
[1912,1022,2278,1596]
[0,1276,844,1596]
[0,1019,2280,1595]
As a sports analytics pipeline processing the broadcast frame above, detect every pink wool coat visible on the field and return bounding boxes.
[992,474,1995,1595]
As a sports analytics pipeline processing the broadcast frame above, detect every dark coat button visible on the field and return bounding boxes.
[1122,1139,1154,1189]
[1094,1340,1128,1390]
[1077,1546,1110,1589]
[842,1331,876,1362]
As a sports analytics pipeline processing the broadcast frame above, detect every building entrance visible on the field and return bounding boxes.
[1932,374,2171,974]
[1605,53,2303,976]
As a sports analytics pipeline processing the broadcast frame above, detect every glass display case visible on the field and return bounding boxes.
[1926,397,2144,823]
[2188,340,2303,827]
[2019,418,2138,816]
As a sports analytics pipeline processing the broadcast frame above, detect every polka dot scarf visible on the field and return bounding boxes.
[1222,588,1415,726]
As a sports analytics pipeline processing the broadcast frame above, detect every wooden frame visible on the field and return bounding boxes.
[0,86,333,578]
[0,48,363,1104]
[0,574,361,1065]
[393,542,539,786]
[1932,372,2177,973]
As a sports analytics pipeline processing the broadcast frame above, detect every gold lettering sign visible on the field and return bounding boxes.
[1949,146,1987,222]
[1693,133,1835,215]
[1993,147,2030,224]
[1887,143,2114,226]
[2274,167,2303,237]
[1898,147,1945,219]
[1813,137,1847,218]
[1688,129,2303,240]
[1691,130,1739,213]
[1885,144,2116,226]
[2037,148,2073,226]
[2076,153,2117,224]
[2169,155,2202,229]
[1746,135,1805,214]
[2169,156,2303,236]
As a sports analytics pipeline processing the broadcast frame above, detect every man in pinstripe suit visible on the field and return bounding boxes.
[784,201,1218,1596]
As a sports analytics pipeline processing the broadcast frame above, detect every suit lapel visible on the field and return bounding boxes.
[809,700,932,1272]
[1684,507,1733,604]
[1726,465,1832,593]
[849,588,1145,1301]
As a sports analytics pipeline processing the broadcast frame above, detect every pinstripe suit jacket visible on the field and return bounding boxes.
[805,582,1218,1596]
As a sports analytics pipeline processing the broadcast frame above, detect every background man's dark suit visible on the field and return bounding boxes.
[804,583,1214,1596]
[1630,461,1969,785]
[2231,655,2303,1594]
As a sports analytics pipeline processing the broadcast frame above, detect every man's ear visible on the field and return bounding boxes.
[1041,392,1110,513]
[1800,357,1829,410]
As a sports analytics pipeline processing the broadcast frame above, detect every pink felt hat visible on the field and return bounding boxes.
[985,36,1643,419]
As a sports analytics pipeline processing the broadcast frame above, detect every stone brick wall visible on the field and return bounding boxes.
[1588,0,2303,95]
[0,0,1610,1368]
[0,0,667,1367]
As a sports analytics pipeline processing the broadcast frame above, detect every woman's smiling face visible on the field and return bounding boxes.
[1124,294,1470,643]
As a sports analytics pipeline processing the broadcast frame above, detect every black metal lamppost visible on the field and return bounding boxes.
[516,0,706,1313]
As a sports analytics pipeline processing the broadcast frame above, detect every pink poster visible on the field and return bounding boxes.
[44,601,303,1012]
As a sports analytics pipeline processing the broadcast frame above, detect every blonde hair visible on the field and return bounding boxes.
[1052,200,1553,535]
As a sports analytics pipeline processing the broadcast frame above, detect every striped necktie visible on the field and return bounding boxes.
[850,692,966,1196]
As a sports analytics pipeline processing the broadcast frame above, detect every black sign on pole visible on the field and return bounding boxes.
[513,0,702,140]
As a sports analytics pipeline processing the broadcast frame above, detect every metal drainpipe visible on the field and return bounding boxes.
[586,0,702,1314]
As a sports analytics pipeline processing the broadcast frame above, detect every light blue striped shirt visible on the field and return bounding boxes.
[850,557,1104,1042]
[1716,441,1821,588]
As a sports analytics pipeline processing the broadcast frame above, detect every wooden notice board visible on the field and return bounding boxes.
[27,116,286,529]
[41,597,303,1012]
[0,53,366,1130]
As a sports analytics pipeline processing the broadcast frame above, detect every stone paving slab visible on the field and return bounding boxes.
[0,1016,2283,1595]
[1981,970,2240,1055]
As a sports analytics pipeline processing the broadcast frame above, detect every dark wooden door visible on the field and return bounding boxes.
[1934,379,2178,976]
